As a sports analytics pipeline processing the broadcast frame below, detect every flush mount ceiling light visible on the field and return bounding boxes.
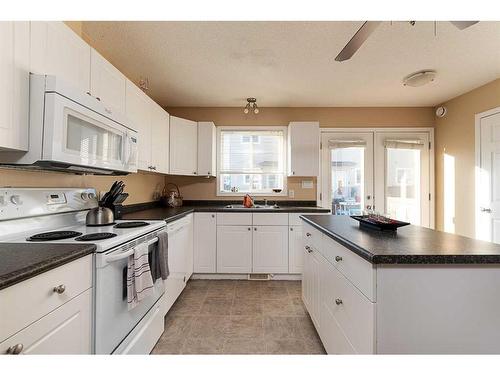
[244,98,259,114]
[403,70,437,87]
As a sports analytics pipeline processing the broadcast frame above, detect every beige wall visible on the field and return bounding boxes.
[435,79,500,238]
[0,168,165,205]
[165,107,435,201]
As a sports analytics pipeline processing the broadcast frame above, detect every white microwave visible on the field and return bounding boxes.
[1,75,138,175]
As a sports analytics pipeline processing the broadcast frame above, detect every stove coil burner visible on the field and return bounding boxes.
[114,221,150,229]
[75,233,118,241]
[27,231,83,241]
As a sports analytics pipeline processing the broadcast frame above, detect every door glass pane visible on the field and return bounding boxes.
[385,148,421,224]
[66,114,123,162]
[330,147,364,215]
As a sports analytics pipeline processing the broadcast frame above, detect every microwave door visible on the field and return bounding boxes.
[42,93,129,173]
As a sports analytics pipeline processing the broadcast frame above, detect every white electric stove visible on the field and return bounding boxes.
[0,188,167,354]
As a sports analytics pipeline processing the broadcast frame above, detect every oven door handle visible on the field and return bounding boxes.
[104,237,159,264]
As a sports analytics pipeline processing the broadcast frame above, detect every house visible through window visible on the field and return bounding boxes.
[218,129,286,194]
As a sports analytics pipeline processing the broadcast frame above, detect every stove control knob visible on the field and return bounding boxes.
[10,195,22,205]
[80,192,89,201]
[88,192,96,200]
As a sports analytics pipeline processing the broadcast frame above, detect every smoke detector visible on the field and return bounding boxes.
[403,70,436,87]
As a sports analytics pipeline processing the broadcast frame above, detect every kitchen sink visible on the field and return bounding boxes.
[224,204,280,209]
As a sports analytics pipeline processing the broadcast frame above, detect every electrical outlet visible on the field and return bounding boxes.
[289,189,295,198]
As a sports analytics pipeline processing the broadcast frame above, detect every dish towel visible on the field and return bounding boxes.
[156,230,170,280]
[127,242,154,311]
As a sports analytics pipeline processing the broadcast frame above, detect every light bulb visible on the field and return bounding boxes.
[244,107,249,114]
[254,107,259,114]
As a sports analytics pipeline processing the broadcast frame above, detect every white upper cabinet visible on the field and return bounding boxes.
[125,80,152,171]
[90,49,127,115]
[197,121,216,177]
[169,116,198,176]
[0,22,30,151]
[150,103,170,174]
[30,22,91,93]
[288,121,320,176]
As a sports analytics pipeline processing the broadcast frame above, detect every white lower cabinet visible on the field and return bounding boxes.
[194,213,217,273]
[288,225,303,274]
[302,246,322,329]
[252,226,289,273]
[0,288,92,355]
[216,225,253,273]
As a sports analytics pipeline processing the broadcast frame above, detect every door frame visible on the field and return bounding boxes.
[475,106,500,240]
[318,127,435,228]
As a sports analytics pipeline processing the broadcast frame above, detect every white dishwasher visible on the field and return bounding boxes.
[162,213,194,315]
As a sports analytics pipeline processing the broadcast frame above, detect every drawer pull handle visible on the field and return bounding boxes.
[335,256,343,262]
[305,246,313,253]
[306,233,311,237]
[6,343,23,355]
[335,298,343,305]
[53,284,66,294]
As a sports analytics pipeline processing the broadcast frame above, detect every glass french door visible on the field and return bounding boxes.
[374,132,431,227]
[321,132,374,215]
[321,130,432,228]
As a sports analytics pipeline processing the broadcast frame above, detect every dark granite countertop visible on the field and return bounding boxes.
[122,203,330,223]
[300,215,500,265]
[0,243,96,290]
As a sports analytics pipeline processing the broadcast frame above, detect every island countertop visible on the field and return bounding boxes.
[300,215,500,264]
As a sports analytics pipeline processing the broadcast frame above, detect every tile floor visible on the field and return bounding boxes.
[151,279,326,355]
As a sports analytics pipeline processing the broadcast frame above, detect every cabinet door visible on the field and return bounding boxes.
[0,289,92,355]
[288,122,320,176]
[0,21,30,151]
[30,21,91,92]
[310,250,322,328]
[217,226,252,273]
[125,80,151,171]
[194,213,217,273]
[197,121,216,176]
[252,226,289,273]
[150,103,170,174]
[169,116,198,176]
[302,245,312,309]
[289,225,304,274]
[90,48,126,115]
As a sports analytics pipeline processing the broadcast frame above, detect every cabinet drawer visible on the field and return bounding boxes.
[0,288,92,354]
[0,255,93,341]
[322,237,375,301]
[322,261,375,354]
[289,212,328,226]
[216,213,252,226]
[252,213,288,226]
[319,302,356,354]
[303,223,323,252]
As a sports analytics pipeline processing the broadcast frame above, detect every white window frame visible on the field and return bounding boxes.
[216,126,288,196]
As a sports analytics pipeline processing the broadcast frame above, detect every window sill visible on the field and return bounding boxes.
[217,191,289,197]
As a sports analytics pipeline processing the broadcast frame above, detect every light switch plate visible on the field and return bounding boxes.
[301,180,313,189]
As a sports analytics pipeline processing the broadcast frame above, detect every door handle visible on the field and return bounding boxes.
[480,207,492,213]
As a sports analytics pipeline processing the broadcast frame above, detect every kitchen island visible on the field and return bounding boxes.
[300,215,500,354]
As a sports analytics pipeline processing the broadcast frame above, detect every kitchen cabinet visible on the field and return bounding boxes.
[288,121,320,177]
[0,21,30,152]
[288,225,303,274]
[302,243,322,329]
[0,255,93,354]
[217,226,253,273]
[194,213,217,273]
[150,103,170,174]
[252,226,289,273]
[169,116,198,176]
[90,48,127,115]
[30,21,91,93]
[197,121,216,177]
[125,80,152,171]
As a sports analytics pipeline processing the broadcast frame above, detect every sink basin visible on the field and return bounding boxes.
[224,204,280,209]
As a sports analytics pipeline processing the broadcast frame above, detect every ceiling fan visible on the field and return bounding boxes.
[335,21,479,62]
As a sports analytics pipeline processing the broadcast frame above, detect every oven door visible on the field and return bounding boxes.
[42,92,134,173]
[94,231,165,354]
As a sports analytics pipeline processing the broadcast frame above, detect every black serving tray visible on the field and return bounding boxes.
[351,215,410,231]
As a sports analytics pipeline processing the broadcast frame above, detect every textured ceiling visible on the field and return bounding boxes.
[82,21,500,107]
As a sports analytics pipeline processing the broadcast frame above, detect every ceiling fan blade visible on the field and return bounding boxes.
[335,21,382,62]
[450,21,479,30]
